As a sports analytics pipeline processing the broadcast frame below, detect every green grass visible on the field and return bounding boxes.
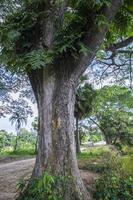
[77,146,111,171]
[77,146,110,160]
[122,155,133,175]
[1,145,132,176]
[0,146,35,157]
[78,146,133,175]
[0,150,35,163]
[122,146,133,155]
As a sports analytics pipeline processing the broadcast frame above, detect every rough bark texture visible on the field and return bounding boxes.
[29,65,91,200]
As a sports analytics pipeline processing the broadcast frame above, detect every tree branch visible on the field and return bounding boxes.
[88,117,106,135]
[71,0,124,83]
[117,50,133,54]
[108,36,133,51]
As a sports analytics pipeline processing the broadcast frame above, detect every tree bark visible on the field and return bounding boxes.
[28,66,91,200]
[75,116,81,154]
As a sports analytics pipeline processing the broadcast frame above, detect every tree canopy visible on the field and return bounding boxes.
[86,85,133,147]
[0,0,132,74]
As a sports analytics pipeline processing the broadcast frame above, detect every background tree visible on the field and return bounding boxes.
[9,99,32,151]
[88,85,133,149]
[19,128,37,152]
[99,109,133,148]
[75,83,95,153]
[0,128,37,154]
[0,0,131,199]
[0,130,14,151]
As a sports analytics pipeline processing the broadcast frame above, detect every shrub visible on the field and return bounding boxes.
[93,153,133,200]
[79,151,121,173]
[122,146,133,155]
[94,173,133,200]
[122,156,133,176]
[17,172,73,200]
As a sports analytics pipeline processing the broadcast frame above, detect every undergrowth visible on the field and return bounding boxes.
[17,172,73,200]
[93,152,133,200]
[78,146,133,200]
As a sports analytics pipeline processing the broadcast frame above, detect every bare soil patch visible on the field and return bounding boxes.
[0,159,35,200]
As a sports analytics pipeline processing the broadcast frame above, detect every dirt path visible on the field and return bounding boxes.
[0,159,35,200]
[0,159,97,200]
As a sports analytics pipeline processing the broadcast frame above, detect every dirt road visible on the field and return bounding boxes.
[0,158,35,200]
[0,158,97,200]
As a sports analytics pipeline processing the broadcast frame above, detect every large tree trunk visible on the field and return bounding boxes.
[28,66,91,200]
[26,2,123,198]
[75,116,81,154]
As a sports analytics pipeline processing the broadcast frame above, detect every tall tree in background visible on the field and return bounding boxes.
[99,109,133,147]
[1,0,132,199]
[88,85,133,146]
[75,83,95,153]
[10,112,27,151]
[9,99,32,151]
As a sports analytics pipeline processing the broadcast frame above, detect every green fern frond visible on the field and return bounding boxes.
[22,49,54,70]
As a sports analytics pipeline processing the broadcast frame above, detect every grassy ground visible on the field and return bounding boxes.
[0,147,35,163]
[78,145,133,175]
[78,146,110,171]
[78,145,133,199]
[1,145,132,175]
[122,156,133,175]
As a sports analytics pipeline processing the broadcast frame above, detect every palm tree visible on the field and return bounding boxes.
[74,83,96,153]
[9,111,27,151]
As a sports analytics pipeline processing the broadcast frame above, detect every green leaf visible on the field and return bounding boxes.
[79,42,92,55]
